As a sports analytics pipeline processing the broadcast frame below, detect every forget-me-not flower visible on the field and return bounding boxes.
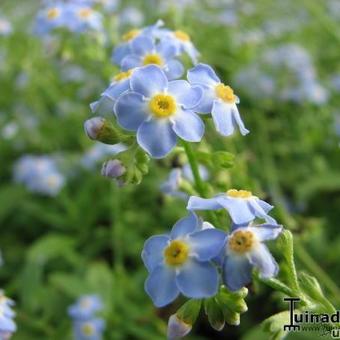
[120,35,184,80]
[90,69,134,115]
[222,223,282,291]
[112,20,165,65]
[187,189,276,225]
[188,63,249,136]
[68,295,103,321]
[73,318,106,340]
[142,213,226,307]
[114,65,204,158]
[162,30,200,64]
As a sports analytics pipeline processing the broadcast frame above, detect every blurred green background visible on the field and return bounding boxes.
[0,0,339,339]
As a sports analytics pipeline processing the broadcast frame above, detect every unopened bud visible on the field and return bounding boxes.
[101,159,126,179]
[167,314,192,339]
[84,117,124,144]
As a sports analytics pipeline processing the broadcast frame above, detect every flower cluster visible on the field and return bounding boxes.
[68,295,105,340]
[0,291,16,340]
[142,192,282,306]
[34,1,103,35]
[86,21,248,163]
[13,155,65,196]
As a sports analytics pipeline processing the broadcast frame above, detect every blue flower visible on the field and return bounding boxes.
[14,155,65,196]
[114,65,204,158]
[0,291,16,339]
[68,295,103,321]
[90,69,134,116]
[160,164,209,199]
[112,20,165,65]
[120,35,184,80]
[188,63,249,136]
[162,30,200,64]
[73,318,105,340]
[142,213,226,307]
[167,314,192,339]
[222,224,282,291]
[187,189,277,225]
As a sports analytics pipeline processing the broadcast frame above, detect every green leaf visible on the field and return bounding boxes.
[262,311,291,340]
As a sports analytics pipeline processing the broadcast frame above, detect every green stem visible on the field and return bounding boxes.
[181,140,206,197]
[181,140,220,227]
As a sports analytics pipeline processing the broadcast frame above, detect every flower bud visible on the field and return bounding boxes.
[84,117,125,145]
[101,159,126,179]
[167,314,192,339]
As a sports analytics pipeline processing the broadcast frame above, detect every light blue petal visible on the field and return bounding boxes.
[172,110,205,142]
[188,229,226,261]
[131,35,154,55]
[112,43,131,65]
[216,196,255,225]
[194,84,215,113]
[187,196,222,210]
[145,265,179,307]
[130,65,168,97]
[187,63,220,86]
[121,55,141,71]
[171,212,199,239]
[142,235,169,272]
[165,59,184,80]
[232,106,249,136]
[157,39,177,59]
[176,259,219,298]
[211,100,235,136]
[102,79,130,101]
[137,118,177,158]
[114,92,148,131]
[248,244,279,278]
[167,80,203,109]
[223,254,252,291]
[160,168,181,194]
[249,198,277,224]
[248,224,283,242]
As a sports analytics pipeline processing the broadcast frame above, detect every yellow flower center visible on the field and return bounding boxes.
[215,83,236,103]
[81,323,95,336]
[122,29,140,41]
[113,69,133,82]
[229,230,255,254]
[164,240,190,266]
[47,8,60,20]
[227,189,252,199]
[78,8,93,19]
[174,30,191,41]
[142,53,164,66]
[149,94,177,118]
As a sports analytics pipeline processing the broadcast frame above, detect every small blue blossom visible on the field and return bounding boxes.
[160,164,209,199]
[161,30,200,64]
[142,213,226,307]
[187,189,277,225]
[90,69,134,116]
[114,65,204,158]
[222,223,282,291]
[0,291,16,340]
[73,318,106,340]
[14,155,65,196]
[167,314,192,339]
[120,36,184,80]
[188,63,249,136]
[112,20,165,65]
[68,295,103,321]
[68,295,105,340]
